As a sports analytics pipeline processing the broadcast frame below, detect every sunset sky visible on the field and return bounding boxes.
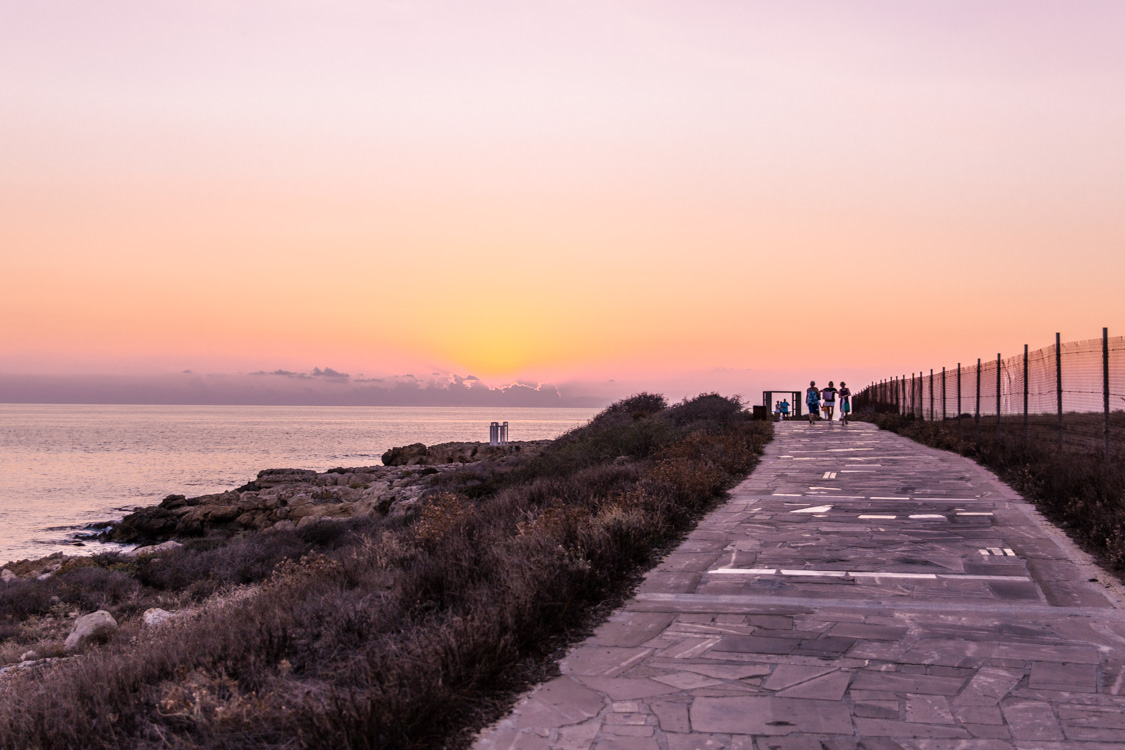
[3,2,1124,404]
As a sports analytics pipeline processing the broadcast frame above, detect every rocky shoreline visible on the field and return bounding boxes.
[101,439,548,544]
[0,439,548,674]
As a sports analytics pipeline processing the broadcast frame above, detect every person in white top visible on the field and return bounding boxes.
[821,381,838,422]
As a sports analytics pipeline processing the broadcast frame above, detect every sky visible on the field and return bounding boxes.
[2,1,1124,406]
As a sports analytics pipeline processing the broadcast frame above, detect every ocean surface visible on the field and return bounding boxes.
[0,404,600,565]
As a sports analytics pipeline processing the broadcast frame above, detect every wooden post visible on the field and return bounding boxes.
[930,368,935,422]
[1104,327,1111,461]
[1056,332,1063,448]
[1023,344,1029,446]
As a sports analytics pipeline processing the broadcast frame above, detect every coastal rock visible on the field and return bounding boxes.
[142,608,177,627]
[380,440,548,467]
[126,540,183,558]
[19,650,38,662]
[256,468,318,488]
[0,569,15,583]
[65,610,118,652]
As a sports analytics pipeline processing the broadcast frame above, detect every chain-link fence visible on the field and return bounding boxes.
[854,329,1125,459]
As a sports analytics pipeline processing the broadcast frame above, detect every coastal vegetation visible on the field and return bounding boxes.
[862,411,1125,573]
[0,393,770,749]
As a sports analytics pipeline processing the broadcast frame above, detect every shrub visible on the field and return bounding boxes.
[0,393,772,750]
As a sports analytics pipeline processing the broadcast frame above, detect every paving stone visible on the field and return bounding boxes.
[670,663,772,680]
[590,613,676,648]
[751,737,832,750]
[477,729,552,750]
[665,734,727,750]
[851,671,966,696]
[855,700,900,719]
[763,665,836,691]
[649,700,690,732]
[775,671,851,701]
[563,648,654,677]
[500,676,606,732]
[829,622,909,640]
[712,635,796,655]
[1028,661,1098,693]
[905,694,955,724]
[852,717,970,738]
[575,677,679,700]
[1000,700,1064,740]
[650,671,726,690]
[690,697,852,735]
[592,736,659,750]
[962,723,1013,740]
[951,704,1003,725]
[555,718,604,750]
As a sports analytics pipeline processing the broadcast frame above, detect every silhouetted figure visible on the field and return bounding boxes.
[781,399,790,420]
[821,381,838,423]
[839,382,852,425]
[806,381,820,425]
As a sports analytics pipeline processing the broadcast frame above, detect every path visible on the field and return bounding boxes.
[474,420,1125,749]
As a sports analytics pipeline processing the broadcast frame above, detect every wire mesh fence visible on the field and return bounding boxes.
[854,329,1125,459]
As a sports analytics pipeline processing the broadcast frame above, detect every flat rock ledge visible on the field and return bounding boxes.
[103,440,546,545]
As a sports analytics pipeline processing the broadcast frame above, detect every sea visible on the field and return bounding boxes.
[0,404,600,565]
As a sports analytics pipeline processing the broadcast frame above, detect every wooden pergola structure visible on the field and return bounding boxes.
[763,390,803,417]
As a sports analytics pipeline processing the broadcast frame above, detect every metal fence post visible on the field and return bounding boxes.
[996,353,1002,435]
[957,363,962,428]
[930,368,935,422]
[1023,344,1029,446]
[1056,332,1063,448]
[1104,327,1111,461]
[975,358,981,434]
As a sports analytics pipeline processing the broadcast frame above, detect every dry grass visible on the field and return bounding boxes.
[0,393,771,749]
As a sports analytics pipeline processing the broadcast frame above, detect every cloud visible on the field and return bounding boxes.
[0,370,604,407]
[311,367,349,378]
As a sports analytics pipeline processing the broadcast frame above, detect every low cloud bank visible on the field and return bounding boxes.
[0,370,605,407]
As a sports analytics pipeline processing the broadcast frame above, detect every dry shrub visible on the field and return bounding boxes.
[0,394,773,750]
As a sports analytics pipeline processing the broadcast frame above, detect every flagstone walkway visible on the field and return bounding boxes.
[474,420,1125,749]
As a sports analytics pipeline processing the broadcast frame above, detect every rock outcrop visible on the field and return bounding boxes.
[65,610,118,652]
[102,441,550,545]
[380,440,548,466]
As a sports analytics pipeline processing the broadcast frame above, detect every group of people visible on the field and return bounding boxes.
[805,381,851,425]
[771,381,851,424]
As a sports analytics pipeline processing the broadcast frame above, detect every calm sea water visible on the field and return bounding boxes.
[0,404,599,565]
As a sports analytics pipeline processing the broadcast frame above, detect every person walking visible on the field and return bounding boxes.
[838,382,852,425]
[821,381,838,423]
[781,399,790,420]
[775,401,782,420]
[806,382,820,425]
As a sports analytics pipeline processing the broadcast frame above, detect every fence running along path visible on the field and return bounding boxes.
[854,328,1125,460]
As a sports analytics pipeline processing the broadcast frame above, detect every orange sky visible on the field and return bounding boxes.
[2,2,1124,402]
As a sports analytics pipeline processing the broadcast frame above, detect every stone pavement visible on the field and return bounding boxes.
[474,420,1125,749]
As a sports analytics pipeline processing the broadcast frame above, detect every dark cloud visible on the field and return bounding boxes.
[311,367,349,378]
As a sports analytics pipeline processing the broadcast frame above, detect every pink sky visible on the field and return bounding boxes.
[2,2,1124,404]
